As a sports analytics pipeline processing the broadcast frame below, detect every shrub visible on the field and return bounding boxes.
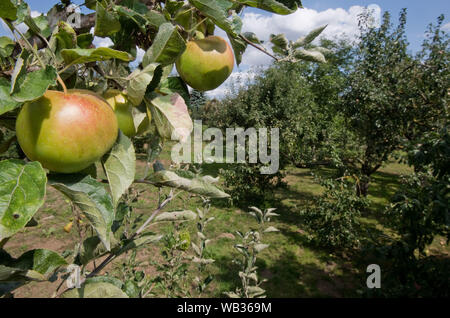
[300,176,369,249]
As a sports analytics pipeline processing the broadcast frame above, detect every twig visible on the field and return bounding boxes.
[239,34,279,62]
[4,19,68,93]
[80,190,178,282]
[133,189,178,237]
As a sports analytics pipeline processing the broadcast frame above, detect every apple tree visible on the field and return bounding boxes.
[0,0,327,297]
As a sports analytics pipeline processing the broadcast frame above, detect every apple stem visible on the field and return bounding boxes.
[57,74,68,94]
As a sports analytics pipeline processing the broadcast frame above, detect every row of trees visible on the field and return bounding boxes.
[203,9,448,199]
[197,9,449,296]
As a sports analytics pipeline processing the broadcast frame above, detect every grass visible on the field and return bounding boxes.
[3,152,448,298]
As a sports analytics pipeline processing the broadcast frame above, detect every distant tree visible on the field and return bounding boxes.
[404,15,449,146]
[341,9,414,196]
[190,89,207,119]
[342,10,449,196]
[388,16,450,259]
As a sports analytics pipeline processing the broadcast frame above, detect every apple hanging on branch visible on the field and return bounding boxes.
[103,89,151,138]
[15,90,118,173]
[176,36,234,91]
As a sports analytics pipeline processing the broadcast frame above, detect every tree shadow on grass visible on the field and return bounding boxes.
[262,249,361,298]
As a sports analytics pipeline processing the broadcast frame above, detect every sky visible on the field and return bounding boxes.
[1,0,449,98]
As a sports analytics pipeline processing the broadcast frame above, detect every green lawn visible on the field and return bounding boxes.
[5,152,449,298]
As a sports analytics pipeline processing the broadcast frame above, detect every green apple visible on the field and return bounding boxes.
[176,36,234,91]
[103,89,150,138]
[15,89,118,173]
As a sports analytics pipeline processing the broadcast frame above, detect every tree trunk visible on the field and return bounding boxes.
[356,176,370,197]
[358,162,372,197]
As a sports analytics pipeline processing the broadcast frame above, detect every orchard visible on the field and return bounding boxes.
[0,0,448,300]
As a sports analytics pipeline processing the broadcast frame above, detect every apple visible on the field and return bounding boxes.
[103,89,150,138]
[176,36,234,91]
[15,89,118,173]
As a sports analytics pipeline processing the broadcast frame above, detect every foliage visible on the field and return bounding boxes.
[225,206,279,298]
[219,163,285,205]
[0,0,325,298]
[340,10,412,196]
[206,40,356,203]
[388,126,449,257]
[150,227,191,298]
[300,175,369,249]
[190,198,215,295]
[341,11,449,196]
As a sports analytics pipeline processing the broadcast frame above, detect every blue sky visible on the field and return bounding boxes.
[304,0,449,52]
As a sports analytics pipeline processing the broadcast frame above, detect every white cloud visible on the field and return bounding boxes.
[89,27,114,48]
[207,4,381,98]
[130,47,145,68]
[205,69,259,99]
[240,4,381,45]
[443,22,450,32]
[92,36,114,47]
[136,47,145,63]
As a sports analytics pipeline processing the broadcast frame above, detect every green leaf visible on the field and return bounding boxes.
[9,249,67,276]
[51,21,77,50]
[117,232,163,254]
[147,93,193,143]
[228,34,246,66]
[123,280,140,298]
[247,285,265,297]
[25,15,51,38]
[77,33,94,49]
[236,0,301,15]
[270,33,289,50]
[24,15,42,36]
[101,131,136,208]
[127,63,161,106]
[264,226,279,233]
[145,10,168,28]
[254,243,269,253]
[142,22,185,67]
[61,281,129,298]
[9,49,30,95]
[309,46,332,55]
[164,0,185,16]
[48,21,77,62]
[0,36,15,58]
[11,66,58,103]
[114,5,148,33]
[50,174,115,251]
[0,135,16,155]
[158,76,190,108]
[154,210,197,222]
[0,78,21,116]
[242,32,261,44]
[95,2,121,37]
[147,170,230,198]
[77,236,110,265]
[293,48,326,63]
[0,160,47,240]
[61,47,133,65]
[189,0,240,36]
[292,25,327,48]
[13,1,29,25]
[0,0,17,20]
[85,0,100,10]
